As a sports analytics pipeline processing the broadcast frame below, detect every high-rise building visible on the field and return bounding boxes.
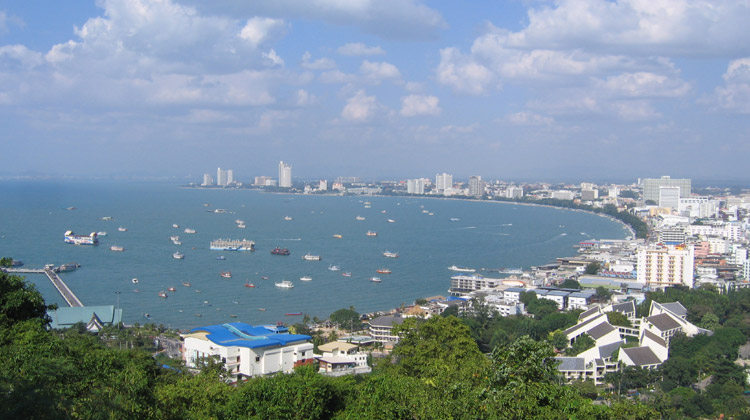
[468,176,483,197]
[227,170,234,186]
[506,186,523,199]
[319,180,328,191]
[407,179,425,194]
[202,173,214,186]
[279,161,292,188]
[658,186,680,209]
[435,173,453,194]
[581,189,599,201]
[636,244,694,289]
[217,167,227,187]
[642,176,691,204]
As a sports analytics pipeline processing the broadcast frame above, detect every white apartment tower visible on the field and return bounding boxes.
[279,161,292,188]
[468,176,483,197]
[636,245,695,289]
[407,179,425,194]
[202,173,214,186]
[642,176,691,204]
[217,168,227,187]
[226,169,234,186]
[435,173,453,194]
[658,186,680,210]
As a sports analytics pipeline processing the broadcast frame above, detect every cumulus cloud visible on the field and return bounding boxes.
[400,94,440,117]
[0,45,44,69]
[436,47,494,95]
[595,72,691,98]
[505,112,554,126]
[360,60,401,83]
[301,51,336,70]
[318,69,356,84]
[341,90,378,122]
[239,17,287,48]
[296,89,316,106]
[337,42,386,56]
[712,58,750,113]
[262,49,284,67]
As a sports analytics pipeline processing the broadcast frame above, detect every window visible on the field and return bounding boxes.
[255,356,260,362]
[301,351,306,357]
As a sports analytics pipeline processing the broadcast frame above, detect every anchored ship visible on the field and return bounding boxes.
[64,231,98,246]
[210,238,256,251]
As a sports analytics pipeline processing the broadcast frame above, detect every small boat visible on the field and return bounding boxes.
[447,265,475,273]
[450,218,460,222]
[387,219,395,223]
[381,210,386,214]
[271,247,290,255]
[376,268,392,274]
[173,252,184,259]
[237,223,246,229]
[332,234,343,239]
[167,287,176,292]
[118,226,127,232]
[369,276,382,282]
[355,216,365,221]
[302,253,321,261]
[172,240,182,245]
[229,314,238,318]
[285,312,302,316]
[300,276,312,281]
[158,291,168,298]
[258,308,266,312]
[101,216,114,221]
[195,289,202,293]
[245,283,256,288]
[383,250,399,258]
[328,265,341,271]
[342,272,352,277]
[110,245,124,252]
[172,224,179,228]
[275,280,294,288]
[97,231,108,236]
[220,271,232,278]
[284,216,293,221]
[182,281,191,287]
[170,235,180,241]
[194,313,202,317]
[428,213,434,216]
[235,219,244,224]
[131,277,139,284]
[184,228,196,234]
[216,255,226,260]
[422,210,429,214]
[144,313,150,319]
[261,276,270,280]
[366,230,377,237]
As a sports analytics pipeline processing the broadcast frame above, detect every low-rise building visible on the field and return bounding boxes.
[368,315,405,344]
[317,341,371,376]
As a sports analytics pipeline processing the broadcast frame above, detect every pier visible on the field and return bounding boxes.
[3,267,83,307]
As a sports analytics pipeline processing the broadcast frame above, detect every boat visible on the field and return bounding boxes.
[355,216,365,221]
[245,282,256,288]
[216,255,226,260]
[172,224,179,228]
[235,219,244,224]
[284,216,293,221]
[182,281,191,287]
[447,265,475,273]
[387,219,395,223]
[285,312,302,316]
[381,210,386,214]
[229,314,238,318]
[172,240,182,245]
[173,252,184,259]
[450,218,460,222]
[369,276,382,283]
[64,231,98,246]
[194,313,202,317]
[366,230,377,237]
[342,272,352,277]
[258,308,266,312]
[118,226,127,232]
[220,271,232,278]
[376,268,392,274]
[237,223,246,229]
[56,263,80,273]
[300,276,312,281]
[332,234,342,239]
[261,276,269,280]
[97,231,108,236]
[10,259,23,267]
[110,245,124,252]
[184,228,196,234]
[275,280,294,288]
[422,210,429,214]
[101,216,114,221]
[328,265,341,271]
[383,250,399,258]
[144,313,150,319]
[302,253,321,261]
[210,238,256,251]
[167,286,176,292]
[158,291,168,298]
[271,247,290,256]
[170,235,180,241]
[132,278,139,284]
[428,213,434,216]
[212,209,226,214]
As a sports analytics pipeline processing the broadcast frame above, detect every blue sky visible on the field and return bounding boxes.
[1,0,749,182]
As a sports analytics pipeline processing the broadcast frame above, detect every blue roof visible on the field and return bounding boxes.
[189,322,310,349]
[47,305,123,329]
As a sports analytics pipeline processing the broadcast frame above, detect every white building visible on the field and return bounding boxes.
[658,186,681,210]
[642,176,691,204]
[435,173,453,194]
[636,244,695,289]
[226,169,234,185]
[217,167,228,187]
[368,315,405,343]
[679,197,718,218]
[506,186,523,199]
[182,322,313,380]
[448,274,502,297]
[468,176,483,197]
[581,189,599,201]
[317,341,371,376]
[319,180,328,191]
[407,178,425,194]
[279,161,292,188]
[202,173,214,186]
[551,190,575,200]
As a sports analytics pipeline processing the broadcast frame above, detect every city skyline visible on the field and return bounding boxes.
[1,1,750,181]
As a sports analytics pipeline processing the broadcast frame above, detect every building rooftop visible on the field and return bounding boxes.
[611,301,636,314]
[187,322,310,349]
[368,315,405,328]
[598,341,622,359]
[642,329,667,348]
[588,322,617,340]
[647,313,682,331]
[318,341,359,353]
[622,346,662,367]
[556,357,586,371]
[47,305,123,329]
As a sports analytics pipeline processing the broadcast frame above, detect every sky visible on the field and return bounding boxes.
[1,0,749,183]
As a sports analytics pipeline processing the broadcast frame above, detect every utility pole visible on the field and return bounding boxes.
[114,291,121,330]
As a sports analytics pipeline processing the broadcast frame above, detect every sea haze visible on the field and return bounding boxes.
[0,181,628,329]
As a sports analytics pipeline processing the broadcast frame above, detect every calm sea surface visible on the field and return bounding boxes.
[0,181,628,329]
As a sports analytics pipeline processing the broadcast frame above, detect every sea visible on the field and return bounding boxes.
[0,180,628,329]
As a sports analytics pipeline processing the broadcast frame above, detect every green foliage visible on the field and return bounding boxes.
[550,330,568,351]
[569,334,595,356]
[0,272,51,328]
[0,257,13,268]
[560,278,581,289]
[606,311,632,327]
[570,380,598,399]
[329,307,361,331]
[595,286,612,301]
[584,262,601,275]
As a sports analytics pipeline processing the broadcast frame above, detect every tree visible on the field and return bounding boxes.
[0,257,13,268]
[569,334,595,355]
[550,330,569,351]
[0,272,51,328]
[488,336,559,388]
[329,307,361,332]
[595,286,612,301]
[606,311,632,327]
[699,312,720,330]
[584,262,601,275]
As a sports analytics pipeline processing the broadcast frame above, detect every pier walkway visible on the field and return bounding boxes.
[3,267,83,307]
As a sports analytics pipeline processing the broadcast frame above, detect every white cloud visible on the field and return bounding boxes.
[301,51,336,70]
[341,89,378,122]
[0,44,44,69]
[712,58,750,113]
[296,89,316,106]
[505,112,554,126]
[337,42,386,56]
[400,94,440,117]
[611,100,661,121]
[595,71,691,98]
[318,69,356,84]
[239,17,286,48]
[440,123,479,134]
[262,49,284,67]
[436,47,494,95]
[360,60,401,83]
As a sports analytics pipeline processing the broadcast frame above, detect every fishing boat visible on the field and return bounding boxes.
[271,247,291,256]
[450,218,460,222]
[172,224,179,228]
[131,278,139,284]
[97,231,108,236]
[285,312,302,316]
[284,216,293,221]
[355,216,365,221]
[258,308,266,312]
[300,276,312,281]
[110,245,124,252]
[342,272,352,277]
[216,255,226,260]
[167,286,176,292]
[158,291,168,298]
[182,281,191,287]
[332,234,343,239]
[220,271,232,278]
[261,276,270,280]
[118,226,127,232]
[173,251,184,259]
[369,276,382,283]
[245,282,256,288]
[229,314,238,318]
[328,265,341,271]
[387,219,395,223]
[383,250,399,258]
[275,280,294,288]
[376,268,392,274]
[184,228,196,234]
[302,253,321,261]
[366,230,377,237]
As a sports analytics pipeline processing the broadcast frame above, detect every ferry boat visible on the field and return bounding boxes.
[332,234,343,239]
[366,230,377,237]
[210,238,255,251]
[271,247,290,256]
[173,252,184,259]
[300,276,312,281]
[302,253,321,261]
[167,287,176,292]
[158,291,168,298]
[64,231,99,246]
[369,276,382,283]
[447,265,475,273]
[342,272,352,277]
[376,268,392,274]
[110,245,124,252]
[182,281,191,287]
[184,228,196,234]
[56,263,80,273]
[132,278,139,284]
[383,250,399,258]
[118,227,127,232]
[355,216,365,221]
[275,280,294,288]
[220,271,232,278]
[328,265,341,271]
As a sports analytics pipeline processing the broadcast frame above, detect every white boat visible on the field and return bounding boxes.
[284,216,293,221]
[131,278,139,284]
[302,253,321,261]
[447,265,475,273]
[110,245,124,252]
[328,265,341,271]
[366,230,377,237]
[381,210,386,214]
[237,223,246,229]
[184,228,196,234]
[355,216,365,221]
[101,216,114,221]
[118,226,127,232]
[450,218,460,222]
[172,240,182,245]
[172,224,179,228]
[170,235,180,241]
[383,250,399,258]
[369,276,382,283]
[300,276,312,281]
[387,219,395,223]
[275,280,294,288]
[173,252,184,259]
[97,231,108,236]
